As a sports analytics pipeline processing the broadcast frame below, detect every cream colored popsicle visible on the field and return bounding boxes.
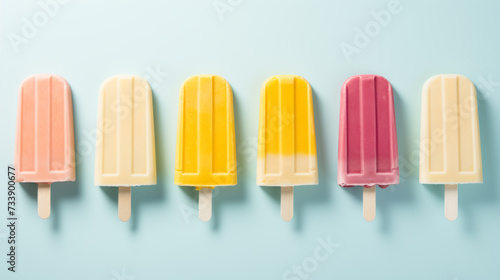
[420,74,482,221]
[175,75,237,222]
[257,75,318,221]
[95,75,156,222]
[14,74,75,219]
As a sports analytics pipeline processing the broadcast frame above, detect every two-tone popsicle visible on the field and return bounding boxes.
[257,75,318,221]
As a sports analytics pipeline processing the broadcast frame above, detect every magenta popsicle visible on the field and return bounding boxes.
[337,75,399,221]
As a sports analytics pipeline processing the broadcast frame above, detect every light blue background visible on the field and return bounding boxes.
[1,0,499,279]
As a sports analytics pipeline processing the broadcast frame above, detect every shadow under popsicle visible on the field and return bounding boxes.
[20,183,38,212]
[178,185,203,222]
[101,181,166,230]
[296,86,332,230]
[213,86,248,229]
[131,89,168,229]
[20,179,80,231]
[47,96,83,231]
[379,87,417,232]
[449,86,497,232]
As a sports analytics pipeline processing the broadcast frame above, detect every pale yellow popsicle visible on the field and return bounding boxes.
[95,75,156,221]
[257,75,318,221]
[175,75,236,221]
[420,74,482,220]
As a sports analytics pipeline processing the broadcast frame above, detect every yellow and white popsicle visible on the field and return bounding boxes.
[420,74,482,221]
[95,75,156,222]
[257,75,318,221]
[175,75,237,221]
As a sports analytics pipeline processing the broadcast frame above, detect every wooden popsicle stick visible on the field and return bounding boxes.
[118,186,131,222]
[363,187,376,222]
[199,188,212,222]
[281,186,293,221]
[445,184,458,221]
[38,183,51,219]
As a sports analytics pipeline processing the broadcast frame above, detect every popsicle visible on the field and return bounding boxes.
[257,75,318,221]
[338,75,399,221]
[14,74,75,219]
[420,74,482,221]
[175,75,237,221]
[94,75,156,222]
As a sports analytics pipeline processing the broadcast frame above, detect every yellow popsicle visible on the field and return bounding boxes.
[175,75,237,221]
[95,75,156,221]
[420,74,482,220]
[257,75,318,221]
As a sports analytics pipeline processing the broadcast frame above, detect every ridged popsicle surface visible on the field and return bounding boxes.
[15,74,75,183]
[94,75,156,186]
[175,75,237,187]
[419,74,482,184]
[257,75,318,186]
[338,75,399,188]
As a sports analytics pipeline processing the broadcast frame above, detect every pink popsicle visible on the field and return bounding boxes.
[14,74,75,219]
[337,75,399,220]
